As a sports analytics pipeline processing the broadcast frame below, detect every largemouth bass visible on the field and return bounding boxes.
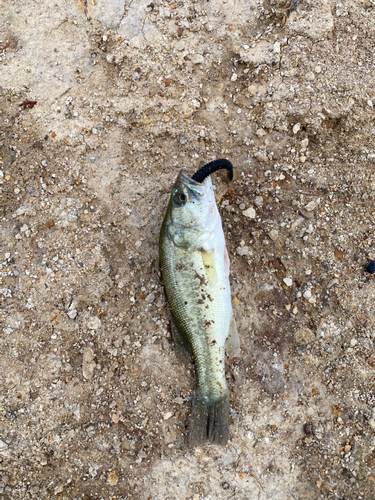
[159,160,239,446]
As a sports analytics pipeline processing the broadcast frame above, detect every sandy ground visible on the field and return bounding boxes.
[1,0,375,498]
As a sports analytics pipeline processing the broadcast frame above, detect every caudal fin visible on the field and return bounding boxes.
[189,391,229,446]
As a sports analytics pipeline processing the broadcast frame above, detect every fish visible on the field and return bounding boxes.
[159,159,239,446]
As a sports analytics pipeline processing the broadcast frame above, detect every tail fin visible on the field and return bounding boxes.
[189,391,229,446]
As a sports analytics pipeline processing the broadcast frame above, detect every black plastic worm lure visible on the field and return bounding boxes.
[191,159,233,183]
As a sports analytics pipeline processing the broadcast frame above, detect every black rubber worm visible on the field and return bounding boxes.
[192,159,233,183]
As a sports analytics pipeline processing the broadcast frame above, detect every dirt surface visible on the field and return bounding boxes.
[1,0,375,498]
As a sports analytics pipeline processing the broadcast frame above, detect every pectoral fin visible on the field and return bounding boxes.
[225,312,240,357]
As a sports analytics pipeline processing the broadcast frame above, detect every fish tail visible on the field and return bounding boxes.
[189,391,229,446]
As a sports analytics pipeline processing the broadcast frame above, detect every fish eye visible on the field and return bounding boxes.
[174,192,187,206]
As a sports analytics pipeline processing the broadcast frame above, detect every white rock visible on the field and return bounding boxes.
[87,316,101,330]
[68,309,77,319]
[160,7,171,17]
[283,278,293,287]
[269,229,279,241]
[146,292,156,303]
[14,206,28,217]
[273,41,281,53]
[254,196,263,207]
[83,348,96,380]
[0,439,8,451]
[192,54,205,65]
[237,246,249,256]
[350,338,357,347]
[243,207,256,219]
[304,198,320,211]
[256,128,267,138]
[26,297,35,309]
[368,418,375,430]
[293,123,301,134]
[231,73,238,82]
[303,290,312,299]
[301,138,309,148]
[254,151,268,162]
[247,84,257,95]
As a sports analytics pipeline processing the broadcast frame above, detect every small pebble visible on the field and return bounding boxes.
[268,229,279,241]
[82,348,95,380]
[0,439,8,451]
[366,261,375,273]
[68,309,77,319]
[254,196,263,207]
[256,128,267,138]
[304,423,313,435]
[108,471,118,486]
[243,207,256,219]
[293,123,301,134]
[283,278,293,287]
[87,316,101,330]
[305,198,320,211]
[192,54,204,65]
[146,292,156,303]
[237,246,249,256]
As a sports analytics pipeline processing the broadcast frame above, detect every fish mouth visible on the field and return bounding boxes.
[178,170,207,186]
[177,170,211,197]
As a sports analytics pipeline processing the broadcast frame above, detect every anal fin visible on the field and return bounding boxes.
[225,312,240,357]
